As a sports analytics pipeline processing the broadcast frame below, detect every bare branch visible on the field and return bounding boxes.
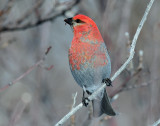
[0,0,81,33]
[55,0,155,125]
[15,0,44,25]
[0,0,14,18]
[109,69,141,98]
[125,32,134,72]
[137,50,144,70]
[151,118,160,126]
[8,92,32,126]
[70,92,77,126]
[45,46,52,55]
[71,92,77,109]
[116,77,159,94]
[0,46,52,92]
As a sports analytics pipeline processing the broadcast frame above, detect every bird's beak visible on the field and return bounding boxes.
[64,18,73,26]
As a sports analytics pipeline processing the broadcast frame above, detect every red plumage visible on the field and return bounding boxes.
[65,14,116,117]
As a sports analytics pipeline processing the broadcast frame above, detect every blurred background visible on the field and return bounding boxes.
[0,0,160,126]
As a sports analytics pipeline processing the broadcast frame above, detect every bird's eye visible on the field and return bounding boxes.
[75,19,83,23]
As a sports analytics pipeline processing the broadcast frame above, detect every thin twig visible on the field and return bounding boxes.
[109,69,141,98]
[151,118,160,126]
[118,77,159,93]
[15,0,44,25]
[125,32,134,72]
[0,0,14,18]
[70,92,77,126]
[8,92,32,126]
[108,78,159,115]
[0,46,52,92]
[55,0,155,125]
[137,50,144,70]
[71,92,77,109]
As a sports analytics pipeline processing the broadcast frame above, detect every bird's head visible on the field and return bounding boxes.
[64,14,103,42]
[64,14,97,33]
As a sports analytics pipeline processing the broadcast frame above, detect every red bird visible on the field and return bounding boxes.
[64,14,116,117]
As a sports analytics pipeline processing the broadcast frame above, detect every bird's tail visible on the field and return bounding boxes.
[92,89,116,117]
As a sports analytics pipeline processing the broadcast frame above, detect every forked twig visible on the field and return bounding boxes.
[0,46,52,92]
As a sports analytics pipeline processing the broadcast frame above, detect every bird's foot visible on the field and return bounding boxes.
[82,97,90,107]
[102,78,113,87]
[86,90,92,95]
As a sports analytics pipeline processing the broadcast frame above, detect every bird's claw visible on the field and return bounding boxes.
[82,97,90,107]
[102,78,113,87]
[86,90,92,95]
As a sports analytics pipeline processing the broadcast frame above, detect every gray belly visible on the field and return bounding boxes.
[69,60,111,93]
